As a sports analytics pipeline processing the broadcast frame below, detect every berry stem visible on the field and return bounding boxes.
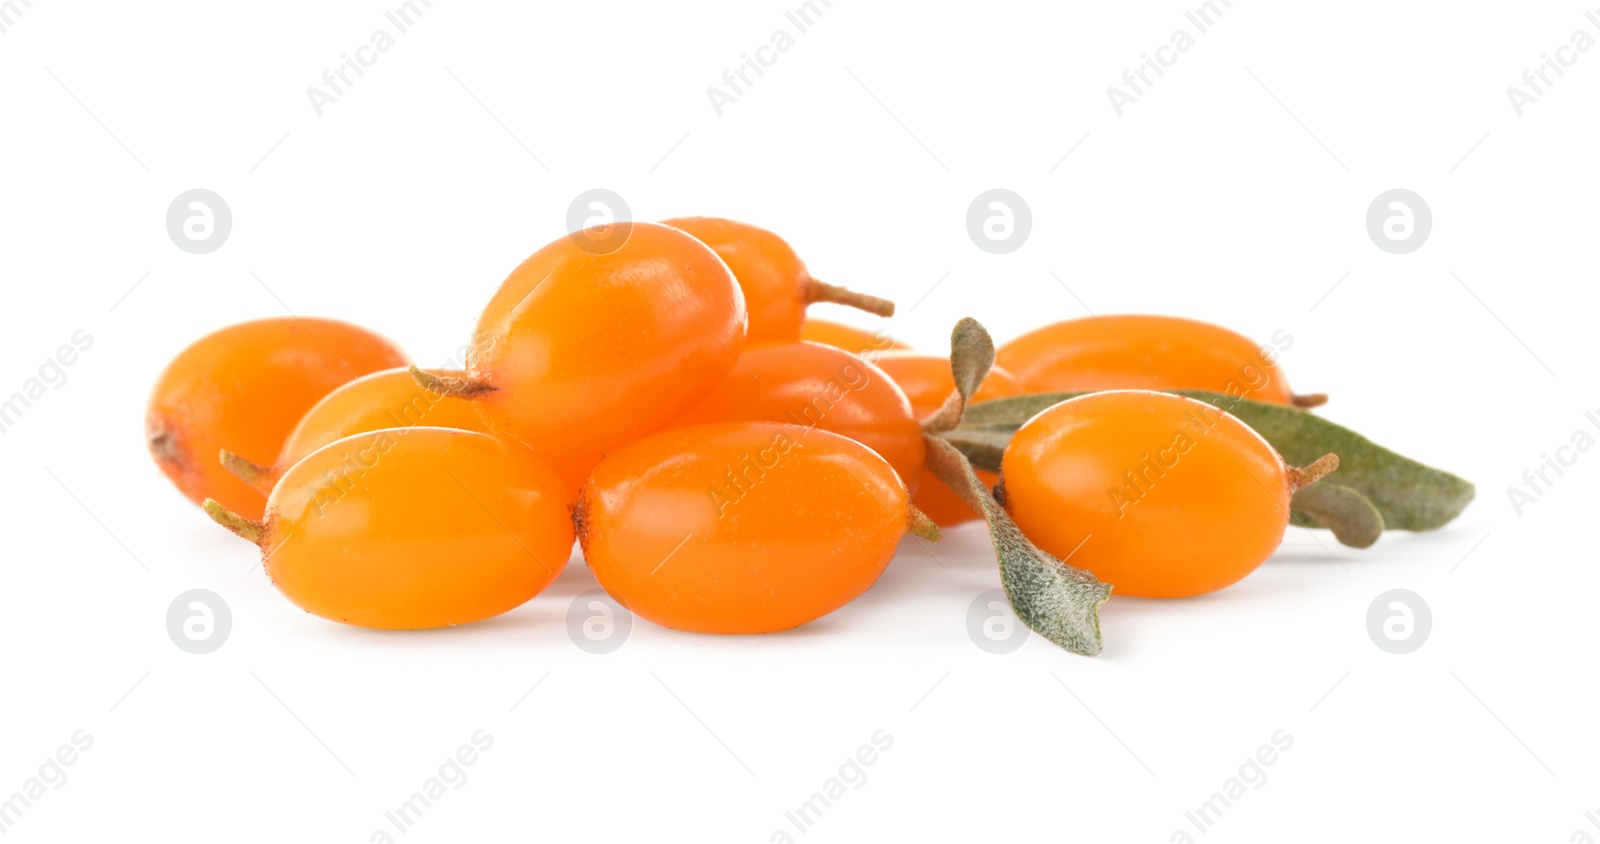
[409,365,498,400]
[1292,392,1329,409]
[203,499,265,544]
[220,450,274,495]
[906,505,941,542]
[1287,453,1340,492]
[805,279,896,318]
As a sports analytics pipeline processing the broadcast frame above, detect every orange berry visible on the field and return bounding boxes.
[800,318,910,356]
[205,428,573,629]
[425,222,747,457]
[146,317,407,520]
[454,220,745,450]
[662,217,894,345]
[874,353,1023,525]
[222,367,603,501]
[1000,391,1333,598]
[577,422,928,633]
[673,342,925,493]
[996,315,1309,406]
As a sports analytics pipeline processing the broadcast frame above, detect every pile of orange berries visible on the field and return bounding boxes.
[148,216,1335,642]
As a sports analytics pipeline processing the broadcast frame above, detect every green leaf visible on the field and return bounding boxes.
[951,390,1474,532]
[924,436,1110,655]
[920,317,994,434]
[921,318,1109,656]
[937,429,1010,473]
[1290,483,1384,549]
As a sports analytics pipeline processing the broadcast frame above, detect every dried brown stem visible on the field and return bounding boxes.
[203,499,265,545]
[1292,392,1329,409]
[409,365,498,400]
[805,279,896,317]
[906,505,941,542]
[220,450,275,495]
[1287,453,1340,492]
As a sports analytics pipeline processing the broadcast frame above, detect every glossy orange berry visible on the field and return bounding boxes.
[874,353,1023,525]
[205,428,573,629]
[995,315,1320,407]
[799,318,910,356]
[146,317,408,520]
[661,217,895,345]
[672,342,925,493]
[222,368,603,501]
[418,222,747,457]
[1000,391,1335,598]
[577,422,933,633]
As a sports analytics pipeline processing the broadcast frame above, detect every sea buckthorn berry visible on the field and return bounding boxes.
[672,342,925,493]
[800,318,910,356]
[1000,390,1336,598]
[995,315,1324,408]
[415,222,747,457]
[221,368,600,501]
[146,317,408,520]
[661,217,895,345]
[874,353,1023,525]
[204,428,573,629]
[577,422,935,634]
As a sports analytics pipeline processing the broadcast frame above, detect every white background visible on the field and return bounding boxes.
[2,0,1596,841]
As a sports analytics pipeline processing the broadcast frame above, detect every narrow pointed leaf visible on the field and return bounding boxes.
[937,430,1010,473]
[924,435,1110,656]
[1169,391,1473,531]
[921,317,995,434]
[1290,483,1384,549]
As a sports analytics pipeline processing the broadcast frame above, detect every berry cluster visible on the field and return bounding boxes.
[146,217,1469,655]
